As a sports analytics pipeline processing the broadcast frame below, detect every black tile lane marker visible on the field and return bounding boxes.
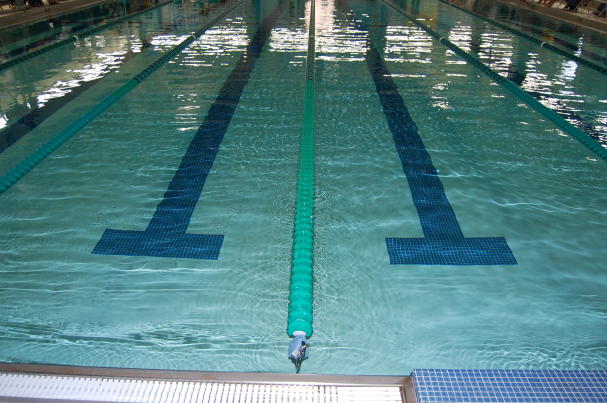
[0,1,229,155]
[91,1,286,260]
[339,0,517,265]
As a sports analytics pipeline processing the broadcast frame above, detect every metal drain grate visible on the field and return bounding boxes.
[0,373,404,403]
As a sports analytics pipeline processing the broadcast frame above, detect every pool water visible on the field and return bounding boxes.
[0,0,606,375]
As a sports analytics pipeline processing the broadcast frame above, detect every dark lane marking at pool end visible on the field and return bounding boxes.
[368,43,517,265]
[92,1,285,260]
[343,0,517,265]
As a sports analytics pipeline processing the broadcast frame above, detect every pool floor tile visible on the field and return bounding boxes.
[413,369,607,403]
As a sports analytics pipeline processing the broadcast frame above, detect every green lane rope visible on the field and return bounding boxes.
[0,0,176,73]
[0,0,245,196]
[437,0,607,76]
[287,0,316,338]
[383,0,607,162]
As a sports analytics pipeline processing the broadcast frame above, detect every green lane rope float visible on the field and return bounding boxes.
[437,0,607,76]
[0,0,245,197]
[287,0,316,374]
[0,0,176,73]
[383,0,607,163]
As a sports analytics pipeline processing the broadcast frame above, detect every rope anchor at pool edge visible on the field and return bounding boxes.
[289,331,309,373]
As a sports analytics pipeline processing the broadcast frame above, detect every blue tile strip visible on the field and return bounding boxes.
[413,369,607,403]
[92,1,285,260]
[343,2,516,265]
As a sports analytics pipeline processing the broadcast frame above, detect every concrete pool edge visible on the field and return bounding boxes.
[3,364,607,402]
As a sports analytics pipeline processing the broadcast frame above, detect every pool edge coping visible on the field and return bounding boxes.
[0,362,414,392]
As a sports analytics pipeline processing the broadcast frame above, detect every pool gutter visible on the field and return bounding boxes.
[0,362,415,403]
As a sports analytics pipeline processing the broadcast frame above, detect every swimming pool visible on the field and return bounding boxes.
[0,0,606,375]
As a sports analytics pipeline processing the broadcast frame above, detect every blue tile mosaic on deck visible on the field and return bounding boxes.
[347,4,517,266]
[92,2,286,260]
[413,369,607,403]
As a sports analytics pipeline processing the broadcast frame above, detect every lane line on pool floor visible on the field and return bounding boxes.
[383,0,607,163]
[287,0,316,374]
[340,0,517,266]
[92,0,287,259]
[0,0,245,197]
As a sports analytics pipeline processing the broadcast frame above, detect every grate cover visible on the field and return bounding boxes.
[0,373,403,403]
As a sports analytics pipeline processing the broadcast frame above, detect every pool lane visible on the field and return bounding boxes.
[0,2,123,58]
[0,0,229,154]
[0,0,163,64]
[0,0,175,73]
[92,0,285,259]
[311,0,607,372]
[436,0,607,76]
[340,0,517,265]
[473,0,607,66]
[0,0,246,197]
[0,0,308,371]
[394,0,607,148]
[0,44,150,154]
[383,0,607,162]
[1,18,114,63]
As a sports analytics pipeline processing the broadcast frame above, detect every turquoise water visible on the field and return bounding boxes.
[0,0,606,374]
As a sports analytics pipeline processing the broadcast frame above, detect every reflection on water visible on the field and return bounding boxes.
[36,51,128,108]
[462,0,607,65]
[448,24,472,52]
[0,0,227,140]
[316,0,367,61]
[385,26,433,64]
[394,0,607,147]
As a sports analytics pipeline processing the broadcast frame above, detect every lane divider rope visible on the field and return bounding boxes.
[0,0,176,73]
[287,0,316,373]
[438,0,607,76]
[384,0,607,162]
[0,0,245,196]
